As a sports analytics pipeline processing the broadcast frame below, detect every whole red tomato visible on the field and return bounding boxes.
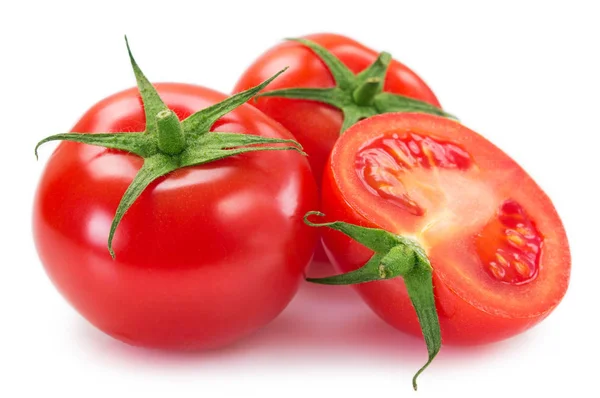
[234,33,446,185]
[33,44,318,350]
[315,113,570,346]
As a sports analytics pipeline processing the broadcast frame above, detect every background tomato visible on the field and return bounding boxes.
[33,83,318,349]
[233,33,442,185]
[319,113,570,345]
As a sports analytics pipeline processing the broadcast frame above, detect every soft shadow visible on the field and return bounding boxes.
[71,259,536,372]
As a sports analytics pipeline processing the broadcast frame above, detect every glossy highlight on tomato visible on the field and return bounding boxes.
[234,33,441,185]
[33,83,318,349]
[319,113,570,344]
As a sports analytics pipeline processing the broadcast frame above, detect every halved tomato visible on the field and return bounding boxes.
[319,113,570,344]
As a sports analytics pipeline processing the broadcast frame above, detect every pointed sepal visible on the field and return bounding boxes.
[356,51,392,83]
[402,252,441,391]
[304,211,399,252]
[35,132,154,160]
[107,155,178,257]
[288,38,356,89]
[125,36,170,133]
[180,132,304,168]
[374,92,457,120]
[182,68,289,134]
[256,87,345,108]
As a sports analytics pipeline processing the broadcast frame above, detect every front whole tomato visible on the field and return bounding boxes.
[234,33,452,185]
[33,40,318,350]
[307,113,570,389]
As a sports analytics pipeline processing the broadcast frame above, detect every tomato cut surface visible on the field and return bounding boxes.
[356,132,473,216]
[320,113,570,344]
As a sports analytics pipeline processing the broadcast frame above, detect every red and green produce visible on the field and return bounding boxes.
[307,112,570,388]
[33,39,318,350]
[32,33,571,391]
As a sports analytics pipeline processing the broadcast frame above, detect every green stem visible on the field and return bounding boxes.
[156,109,185,155]
[304,212,441,390]
[35,38,302,258]
[258,38,453,137]
[352,77,382,106]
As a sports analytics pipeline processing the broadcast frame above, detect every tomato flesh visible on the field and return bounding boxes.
[356,132,473,216]
[356,132,543,286]
[321,113,570,344]
[33,83,318,349]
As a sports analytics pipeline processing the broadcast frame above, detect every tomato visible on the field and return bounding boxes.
[318,113,570,345]
[233,33,444,186]
[33,82,318,349]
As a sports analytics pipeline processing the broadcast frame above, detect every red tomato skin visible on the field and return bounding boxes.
[233,33,441,186]
[319,113,570,345]
[33,83,318,350]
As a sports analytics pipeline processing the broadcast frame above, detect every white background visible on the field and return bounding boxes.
[1,1,598,397]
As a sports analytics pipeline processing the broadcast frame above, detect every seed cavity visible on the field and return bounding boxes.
[355,132,473,216]
[476,200,543,285]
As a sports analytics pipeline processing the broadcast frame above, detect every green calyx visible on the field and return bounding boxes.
[257,38,456,133]
[35,37,304,258]
[304,211,441,391]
